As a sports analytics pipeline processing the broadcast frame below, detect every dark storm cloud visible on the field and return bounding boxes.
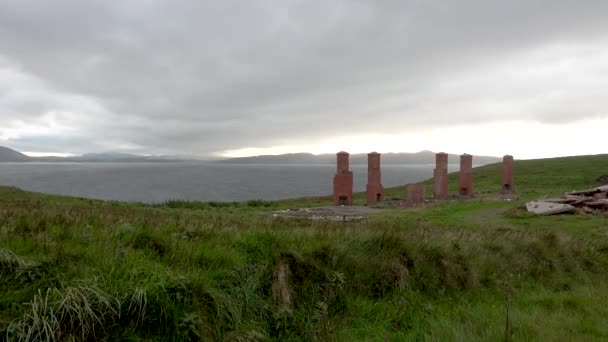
[1,0,608,155]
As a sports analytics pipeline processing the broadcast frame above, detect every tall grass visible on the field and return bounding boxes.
[2,210,607,340]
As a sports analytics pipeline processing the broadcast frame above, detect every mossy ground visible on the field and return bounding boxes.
[1,154,608,341]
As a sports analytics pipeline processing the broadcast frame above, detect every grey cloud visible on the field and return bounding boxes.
[1,0,608,155]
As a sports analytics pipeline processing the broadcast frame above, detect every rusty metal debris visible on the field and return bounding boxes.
[526,185,608,215]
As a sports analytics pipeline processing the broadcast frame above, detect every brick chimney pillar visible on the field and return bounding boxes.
[366,152,384,204]
[333,151,353,205]
[433,152,449,199]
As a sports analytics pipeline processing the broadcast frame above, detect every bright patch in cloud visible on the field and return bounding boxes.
[22,151,75,157]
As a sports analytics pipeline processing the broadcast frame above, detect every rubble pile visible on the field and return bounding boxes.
[263,206,384,221]
[526,185,608,215]
[268,208,365,221]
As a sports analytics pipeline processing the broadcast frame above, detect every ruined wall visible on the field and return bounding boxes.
[406,183,425,206]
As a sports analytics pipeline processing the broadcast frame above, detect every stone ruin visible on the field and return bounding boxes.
[366,152,384,204]
[332,151,514,206]
[433,152,449,200]
[502,155,515,194]
[459,153,473,196]
[333,151,353,205]
[406,183,425,206]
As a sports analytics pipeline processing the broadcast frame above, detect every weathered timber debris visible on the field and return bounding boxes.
[526,185,608,215]
[525,201,575,215]
[565,185,608,197]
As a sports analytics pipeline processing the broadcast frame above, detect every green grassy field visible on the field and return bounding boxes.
[1,154,608,341]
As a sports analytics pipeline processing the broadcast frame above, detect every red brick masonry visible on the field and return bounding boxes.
[366,152,384,204]
[433,152,448,199]
[459,154,473,196]
[406,183,425,206]
[333,151,353,205]
[502,155,514,193]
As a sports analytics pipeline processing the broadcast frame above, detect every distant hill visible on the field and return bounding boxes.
[58,152,189,163]
[0,147,198,163]
[216,151,501,165]
[34,153,193,163]
[0,146,31,162]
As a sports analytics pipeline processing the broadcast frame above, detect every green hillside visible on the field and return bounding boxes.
[1,155,608,341]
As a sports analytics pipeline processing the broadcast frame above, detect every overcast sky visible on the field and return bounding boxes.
[1,1,608,159]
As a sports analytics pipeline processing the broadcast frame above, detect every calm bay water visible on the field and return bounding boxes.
[0,162,460,203]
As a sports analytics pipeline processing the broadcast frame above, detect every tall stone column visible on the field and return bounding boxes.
[502,155,514,193]
[433,152,448,200]
[333,151,353,205]
[459,154,473,196]
[366,152,384,204]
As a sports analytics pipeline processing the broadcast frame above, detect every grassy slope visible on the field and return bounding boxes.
[0,155,607,341]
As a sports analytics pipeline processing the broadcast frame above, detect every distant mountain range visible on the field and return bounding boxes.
[0,146,502,165]
[216,151,501,165]
[0,146,201,163]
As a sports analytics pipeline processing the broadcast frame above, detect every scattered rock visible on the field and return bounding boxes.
[264,206,383,221]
